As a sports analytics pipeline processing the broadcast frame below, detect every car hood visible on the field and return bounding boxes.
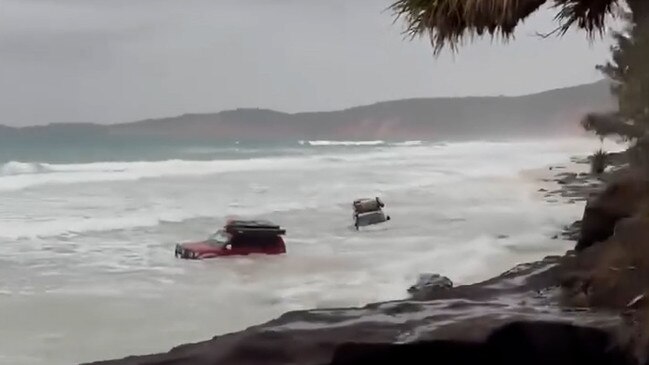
[180,241,221,252]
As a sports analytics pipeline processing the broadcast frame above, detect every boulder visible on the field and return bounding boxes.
[407,273,453,296]
[561,220,581,241]
[576,171,649,251]
[556,172,578,185]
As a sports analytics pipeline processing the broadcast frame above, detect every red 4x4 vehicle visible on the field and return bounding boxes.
[175,220,287,260]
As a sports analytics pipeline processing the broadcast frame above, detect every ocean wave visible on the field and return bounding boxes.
[0,151,397,191]
[390,140,423,147]
[0,161,50,176]
[304,140,386,146]
[0,199,326,239]
[179,147,230,155]
[0,138,611,192]
[0,157,313,191]
[302,140,425,147]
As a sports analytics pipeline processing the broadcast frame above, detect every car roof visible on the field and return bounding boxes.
[225,219,286,236]
[226,219,279,228]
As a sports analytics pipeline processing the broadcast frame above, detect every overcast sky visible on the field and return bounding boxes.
[0,0,613,126]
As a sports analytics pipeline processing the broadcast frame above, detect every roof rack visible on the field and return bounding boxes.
[225,220,286,235]
[226,219,279,229]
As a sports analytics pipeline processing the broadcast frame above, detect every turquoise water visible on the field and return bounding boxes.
[0,136,432,165]
[0,138,300,164]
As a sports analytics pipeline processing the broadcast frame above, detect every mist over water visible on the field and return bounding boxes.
[0,138,618,365]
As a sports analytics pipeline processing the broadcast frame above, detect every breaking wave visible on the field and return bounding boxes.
[391,140,423,147]
[0,158,310,191]
[0,150,403,192]
[299,140,424,147]
[303,140,386,146]
[0,161,50,176]
[0,138,612,192]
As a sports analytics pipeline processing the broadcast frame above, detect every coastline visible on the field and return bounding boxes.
[521,156,605,241]
[521,156,602,202]
[86,153,619,365]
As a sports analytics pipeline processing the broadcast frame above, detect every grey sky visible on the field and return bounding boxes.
[0,0,612,126]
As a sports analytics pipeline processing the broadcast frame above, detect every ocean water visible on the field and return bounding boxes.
[0,138,616,364]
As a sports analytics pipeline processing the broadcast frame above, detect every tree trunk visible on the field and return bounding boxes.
[617,0,649,172]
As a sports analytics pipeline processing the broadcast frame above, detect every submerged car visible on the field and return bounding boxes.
[175,220,286,259]
[353,197,390,230]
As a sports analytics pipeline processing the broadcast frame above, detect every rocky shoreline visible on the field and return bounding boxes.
[89,254,624,365]
[88,154,649,365]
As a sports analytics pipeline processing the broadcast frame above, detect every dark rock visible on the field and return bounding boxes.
[330,340,484,365]
[556,174,579,185]
[620,293,649,364]
[407,273,453,295]
[557,172,578,179]
[87,255,624,365]
[576,171,649,251]
[330,321,630,365]
[560,220,582,241]
[538,188,548,192]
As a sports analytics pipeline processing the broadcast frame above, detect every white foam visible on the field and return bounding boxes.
[0,138,613,238]
[0,157,315,191]
[306,140,386,146]
[391,140,423,146]
[0,147,432,192]
[0,161,49,176]
[0,146,448,192]
[0,199,327,239]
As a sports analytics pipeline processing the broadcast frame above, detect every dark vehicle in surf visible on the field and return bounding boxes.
[353,197,390,230]
[175,220,286,259]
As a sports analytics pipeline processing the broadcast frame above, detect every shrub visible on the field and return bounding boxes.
[591,149,608,175]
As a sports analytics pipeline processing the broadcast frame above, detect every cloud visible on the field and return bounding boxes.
[0,0,612,126]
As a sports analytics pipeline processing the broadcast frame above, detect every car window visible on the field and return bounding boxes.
[231,234,276,248]
[207,230,230,246]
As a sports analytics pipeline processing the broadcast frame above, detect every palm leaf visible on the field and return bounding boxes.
[390,0,620,54]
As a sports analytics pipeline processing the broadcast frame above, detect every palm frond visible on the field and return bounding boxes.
[390,0,620,54]
[553,0,620,36]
